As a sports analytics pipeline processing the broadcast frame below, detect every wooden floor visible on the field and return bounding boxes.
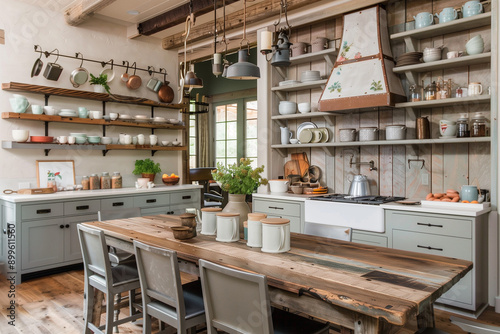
[0,270,499,334]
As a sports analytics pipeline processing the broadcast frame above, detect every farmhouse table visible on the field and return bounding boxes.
[82,214,472,334]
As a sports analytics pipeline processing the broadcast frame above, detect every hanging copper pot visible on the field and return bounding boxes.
[158,69,174,103]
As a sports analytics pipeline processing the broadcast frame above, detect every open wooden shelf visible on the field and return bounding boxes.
[2,82,186,110]
[2,112,186,129]
[395,95,490,109]
[393,53,491,73]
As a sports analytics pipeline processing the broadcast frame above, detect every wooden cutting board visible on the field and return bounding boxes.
[284,160,300,178]
[3,187,55,195]
[291,152,310,177]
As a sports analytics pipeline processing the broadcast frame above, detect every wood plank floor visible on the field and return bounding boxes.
[0,270,499,333]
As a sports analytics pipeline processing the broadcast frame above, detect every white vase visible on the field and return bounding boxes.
[93,85,107,93]
[222,193,250,236]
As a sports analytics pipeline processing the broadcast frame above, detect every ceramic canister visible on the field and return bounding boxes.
[201,207,222,235]
[460,185,478,202]
[261,218,291,253]
[216,212,240,242]
[247,212,267,248]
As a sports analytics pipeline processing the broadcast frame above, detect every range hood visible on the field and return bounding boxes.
[318,6,406,112]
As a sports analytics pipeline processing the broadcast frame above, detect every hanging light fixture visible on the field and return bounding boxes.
[260,0,292,67]
[226,0,260,80]
[180,1,203,94]
[212,0,223,77]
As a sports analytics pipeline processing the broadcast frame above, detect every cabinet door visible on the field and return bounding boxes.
[264,214,302,233]
[21,218,65,270]
[352,231,388,247]
[64,214,97,262]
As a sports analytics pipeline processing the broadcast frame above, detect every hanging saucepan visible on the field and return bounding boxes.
[69,52,89,88]
[146,66,162,92]
[158,68,174,103]
[31,45,44,77]
[126,62,142,90]
[121,60,130,83]
[43,48,63,81]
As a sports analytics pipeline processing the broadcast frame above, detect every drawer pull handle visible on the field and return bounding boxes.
[146,199,157,203]
[76,205,90,210]
[37,209,51,214]
[417,223,443,228]
[65,224,70,228]
[112,202,124,207]
[59,225,64,229]
[417,245,443,251]
[182,195,191,200]
[269,206,284,210]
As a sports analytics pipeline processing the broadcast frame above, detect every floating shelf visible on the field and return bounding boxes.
[395,95,490,109]
[2,82,186,110]
[271,112,335,126]
[289,48,338,67]
[393,52,491,74]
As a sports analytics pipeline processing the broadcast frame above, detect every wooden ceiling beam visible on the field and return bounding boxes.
[139,0,240,36]
[65,0,117,26]
[162,0,325,50]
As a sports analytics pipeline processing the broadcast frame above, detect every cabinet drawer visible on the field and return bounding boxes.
[393,230,472,260]
[21,203,64,220]
[100,197,134,211]
[134,194,170,208]
[265,213,302,233]
[352,231,387,247]
[170,191,198,205]
[64,200,100,216]
[387,211,472,238]
[254,199,301,217]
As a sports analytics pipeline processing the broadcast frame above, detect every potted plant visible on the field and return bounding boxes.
[132,158,161,182]
[89,73,111,94]
[212,158,268,228]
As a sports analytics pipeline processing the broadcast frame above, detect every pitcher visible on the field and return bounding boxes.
[280,126,292,145]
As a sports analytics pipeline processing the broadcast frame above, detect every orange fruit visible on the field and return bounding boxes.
[471,200,478,204]
[461,200,469,203]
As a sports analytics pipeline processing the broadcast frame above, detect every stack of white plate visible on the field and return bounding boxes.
[59,109,77,117]
[279,80,301,86]
[134,115,151,123]
[301,70,321,82]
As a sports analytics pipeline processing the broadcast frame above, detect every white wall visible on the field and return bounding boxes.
[0,0,181,189]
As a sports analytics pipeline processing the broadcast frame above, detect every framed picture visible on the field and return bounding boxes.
[36,160,75,188]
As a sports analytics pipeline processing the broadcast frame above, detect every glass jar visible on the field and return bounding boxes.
[457,118,469,138]
[101,172,111,189]
[81,175,90,190]
[424,82,436,101]
[111,172,122,189]
[409,85,421,102]
[471,116,486,137]
[90,173,100,190]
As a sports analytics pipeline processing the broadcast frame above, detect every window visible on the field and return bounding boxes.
[188,114,197,168]
[214,98,258,168]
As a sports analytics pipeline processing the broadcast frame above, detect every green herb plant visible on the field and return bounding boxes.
[89,73,111,93]
[132,158,161,175]
[212,158,268,195]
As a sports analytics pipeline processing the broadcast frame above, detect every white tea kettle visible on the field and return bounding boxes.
[347,174,370,197]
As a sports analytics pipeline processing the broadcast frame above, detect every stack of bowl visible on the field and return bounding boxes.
[87,136,101,144]
[9,94,30,113]
[279,101,296,115]
[422,47,442,63]
[300,70,321,82]
[466,35,484,55]
[70,133,87,144]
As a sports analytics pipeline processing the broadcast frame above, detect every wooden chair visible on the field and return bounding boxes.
[189,167,223,208]
[77,224,142,334]
[199,259,330,334]
[133,240,206,334]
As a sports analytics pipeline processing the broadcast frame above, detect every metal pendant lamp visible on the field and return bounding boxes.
[185,64,203,88]
[226,0,260,80]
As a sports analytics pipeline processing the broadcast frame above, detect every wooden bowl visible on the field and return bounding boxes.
[170,226,193,240]
[290,186,303,194]
[162,176,180,186]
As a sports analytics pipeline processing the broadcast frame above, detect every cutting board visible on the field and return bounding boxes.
[3,187,55,195]
[284,160,300,178]
[291,152,310,177]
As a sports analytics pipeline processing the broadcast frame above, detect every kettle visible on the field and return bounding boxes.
[347,174,370,196]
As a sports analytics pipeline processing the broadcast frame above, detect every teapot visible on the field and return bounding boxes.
[347,174,370,197]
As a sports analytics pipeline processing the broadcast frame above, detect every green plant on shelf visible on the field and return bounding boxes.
[89,73,111,93]
[132,158,161,175]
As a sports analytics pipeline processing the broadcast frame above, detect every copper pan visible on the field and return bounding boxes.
[126,62,141,90]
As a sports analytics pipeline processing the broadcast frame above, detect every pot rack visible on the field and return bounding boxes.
[33,45,167,77]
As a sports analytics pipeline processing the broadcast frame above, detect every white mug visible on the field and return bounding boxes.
[58,135,68,144]
[149,134,158,146]
[261,218,290,253]
[468,82,483,96]
[137,134,145,145]
[216,213,240,242]
[247,213,267,248]
[122,134,132,145]
[68,136,76,144]
[92,110,103,119]
[201,208,222,235]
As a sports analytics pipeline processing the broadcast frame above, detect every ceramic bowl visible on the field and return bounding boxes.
[87,136,101,144]
[162,176,180,186]
[75,136,87,144]
[161,140,171,146]
[100,136,112,144]
[423,54,441,62]
[169,119,179,124]
[12,129,29,142]
[290,185,303,194]
[298,102,311,113]
[466,45,484,55]
[9,98,29,113]
[172,140,181,146]
[289,138,299,144]
[70,132,87,138]
[279,101,297,115]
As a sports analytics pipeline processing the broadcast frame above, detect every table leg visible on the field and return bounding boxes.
[352,314,400,334]
[417,303,435,330]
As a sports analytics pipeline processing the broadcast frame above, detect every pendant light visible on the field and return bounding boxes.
[181,1,203,91]
[226,0,260,80]
[212,0,223,77]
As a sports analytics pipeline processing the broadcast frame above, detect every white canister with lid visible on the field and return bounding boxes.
[201,207,222,235]
[358,127,378,141]
[339,128,356,142]
[261,218,290,253]
[247,212,267,248]
[385,125,407,140]
[216,212,240,242]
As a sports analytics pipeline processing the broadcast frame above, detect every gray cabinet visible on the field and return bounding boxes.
[386,210,487,311]
[253,198,304,233]
[351,230,388,247]
[21,218,65,270]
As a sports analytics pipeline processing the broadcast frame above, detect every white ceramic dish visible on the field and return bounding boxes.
[119,114,132,120]
[100,137,112,144]
[268,179,289,193]
[297,121,318,139]
[100,68,115,82]
[279,101,296,115]
[279,80,300,86]
[298,102,311,113]
[12,129,29,142]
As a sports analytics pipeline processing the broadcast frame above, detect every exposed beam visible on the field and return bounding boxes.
[162,0,325,50]
[139,0,240,36]
[65,0,117,26]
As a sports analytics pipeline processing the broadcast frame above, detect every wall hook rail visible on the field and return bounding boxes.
[349,155,377,171]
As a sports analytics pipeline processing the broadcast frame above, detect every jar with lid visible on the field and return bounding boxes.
[81,176,90,190]
[409,84,421,102]
[457,117,469,138]
[101,172,111,189]
[90,173,100,190]
[424,81,437,101]
[471,115,487,137]
[111,172,122,189]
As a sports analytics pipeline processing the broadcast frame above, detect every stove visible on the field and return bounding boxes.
[309,194,406,205]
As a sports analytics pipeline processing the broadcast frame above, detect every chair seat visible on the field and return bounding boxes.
[272,307,329,334]
[89,263,140,288]
[147,280,205,320]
